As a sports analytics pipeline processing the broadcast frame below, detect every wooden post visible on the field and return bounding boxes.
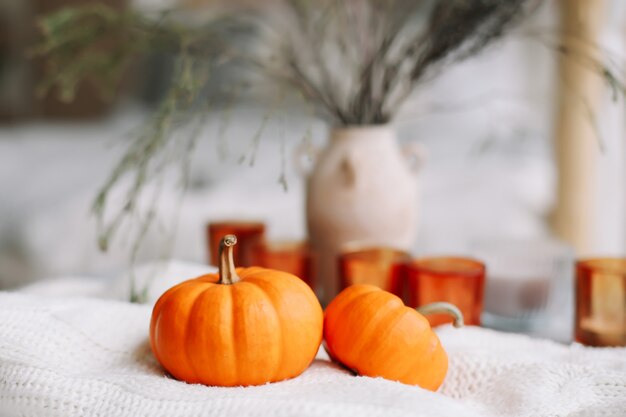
[551,0,606,255]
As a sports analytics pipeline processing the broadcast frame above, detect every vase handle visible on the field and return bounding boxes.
[339,154,358,188]
[294,140,321,177]
[401,142,426,175]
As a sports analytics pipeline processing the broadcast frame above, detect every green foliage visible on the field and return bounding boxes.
[35,4,230,301]
[35,5,139,101]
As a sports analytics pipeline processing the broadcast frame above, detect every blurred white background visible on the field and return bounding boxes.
[0,0,624,289]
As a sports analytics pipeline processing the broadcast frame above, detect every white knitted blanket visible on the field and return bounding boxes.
[1,264,625,417]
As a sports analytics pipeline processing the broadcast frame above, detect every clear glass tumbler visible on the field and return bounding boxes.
[471,238,574,342]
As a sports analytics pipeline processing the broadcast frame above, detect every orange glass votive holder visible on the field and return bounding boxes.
[575,258,626,347]
[407,257,485,326]
[250,241,315,288]
[206,221,265,267]
[338,246,410,297]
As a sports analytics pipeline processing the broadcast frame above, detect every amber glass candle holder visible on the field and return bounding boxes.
[206,221,265,267]
[250,241,315,288]
[338,246,410,297]
[407,257,485,326]
[575,258,626,347]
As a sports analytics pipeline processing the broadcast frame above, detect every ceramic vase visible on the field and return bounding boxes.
[304,125,423,302]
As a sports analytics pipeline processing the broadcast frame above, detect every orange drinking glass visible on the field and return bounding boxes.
[407,257,485,326]
[206,221,265,267]
[250,241,315,288]
[338,246,410,298]
[575,258,626,347]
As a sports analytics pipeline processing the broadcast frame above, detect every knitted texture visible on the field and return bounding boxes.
[1,287,625,416]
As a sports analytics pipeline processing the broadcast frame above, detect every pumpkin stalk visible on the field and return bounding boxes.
[218,234,240,285]
[416,302,464,328]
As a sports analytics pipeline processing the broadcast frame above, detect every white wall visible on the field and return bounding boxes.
[1,1,625,288]
[591,0,626,256]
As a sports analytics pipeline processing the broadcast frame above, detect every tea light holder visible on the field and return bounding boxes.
[338,245,410,298]
[206,221,265,267]
[471,238,574,342]
[575,258,626,347]
[407,257,485,326]
[250,241,315,288]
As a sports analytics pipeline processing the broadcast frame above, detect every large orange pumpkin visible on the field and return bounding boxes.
[323,284,463,391]
[150,235,324,386]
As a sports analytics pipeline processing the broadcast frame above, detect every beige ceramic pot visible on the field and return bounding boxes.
[304,125,423,303]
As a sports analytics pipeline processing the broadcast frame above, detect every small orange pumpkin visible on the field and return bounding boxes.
[323,284,463,391]
[150,235,323,386]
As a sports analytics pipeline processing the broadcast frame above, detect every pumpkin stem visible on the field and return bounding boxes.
[416,302,464,328]
[218,234,240,285]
